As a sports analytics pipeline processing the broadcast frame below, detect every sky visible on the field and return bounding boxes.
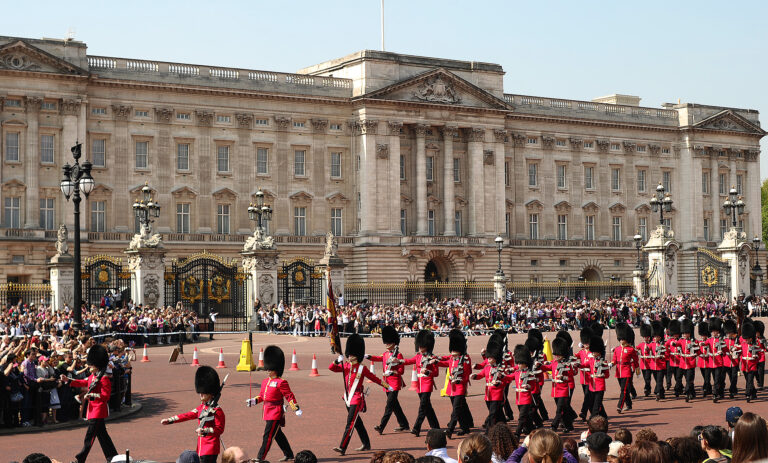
[6,0,768,177]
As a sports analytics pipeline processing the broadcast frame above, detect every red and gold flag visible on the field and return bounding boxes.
[327,268,342,355]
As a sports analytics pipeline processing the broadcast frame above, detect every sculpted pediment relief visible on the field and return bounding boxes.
[356,68,512,111]
[693,110,765,135]
[212,187,237,199]
[0,40,88,76]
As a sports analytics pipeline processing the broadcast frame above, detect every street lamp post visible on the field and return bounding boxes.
[649,183,673,227]
[60,142,94,331]
[495,236,504,276]
[722,186,746,230]
[248,188,273,234]
[753,236,763,295]
[132,182,160,233]
[634,233,644,270]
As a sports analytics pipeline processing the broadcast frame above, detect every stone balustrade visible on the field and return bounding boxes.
[505,94,679,125]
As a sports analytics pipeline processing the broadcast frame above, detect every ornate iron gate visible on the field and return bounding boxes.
[82,255,131,308]
[277,258,323,305]
[697,248,731,298]
[644,262,659,298]
[164,251,247,331]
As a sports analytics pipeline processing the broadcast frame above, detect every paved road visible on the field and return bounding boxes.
[8,330,767,462]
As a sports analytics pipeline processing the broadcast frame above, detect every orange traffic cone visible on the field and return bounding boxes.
[309,354,320,377]
[191,347,200,367]
[140,344,150,362]
[256,347,265,371]
[289,349,300,371]
[409,365,419,391]
[216,348,227,368]
[366,362,376,383]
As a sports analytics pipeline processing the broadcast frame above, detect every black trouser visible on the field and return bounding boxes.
[484,400,505,429]
[758,361,765,389]
[728,365,739,395]
[503,384,514,421]
[590,390,606,418]
[551,396,574,430]
[654,370,666,398]
[580,384,592,417]
[682,368,696,397]
[258,420,293,460]
[665,366,673,389]
[412,392,439,432]
[339,404,369,451]
[617,377,632,409]
[642,369,653,395]
[516,403,542,436]
[744,371,757,399]
[700,367,712,396]
[673,367,684,396]
[712,366,725,398]
[199,455,218,463]
[534,392,548,420]
[447,395,472,433]
[75,418,117,463]
[379,390,409,430]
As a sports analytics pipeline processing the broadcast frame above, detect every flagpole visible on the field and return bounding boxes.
[380,0,385,51]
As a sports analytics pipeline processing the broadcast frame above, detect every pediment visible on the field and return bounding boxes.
[401,193,413,204]
[0,40,88,76]
[91,184,113,194]
[212,187,237,199]
[356,68,512,111]
[129,183,157,197]
[693,110,765,135]
[250,189,276,201]
[2,178,26,190]
[325,191,350,203]
[608,202,626,214]
[582,201,600,212]
[525,199,543,210]
[171,185,198,197]
[554,200,572,212]
[427,194,441,205]
[635,204,651,214]
[289,190,313,201]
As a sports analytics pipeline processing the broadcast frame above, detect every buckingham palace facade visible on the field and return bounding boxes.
[0,35,763,286]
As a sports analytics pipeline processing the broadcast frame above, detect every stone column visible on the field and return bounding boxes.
[274,115,291,234]
[242,249,280,328]
[644,225,679,296]
[126,247,166,307]
[60,100,81,233]
[718,228,750,299]
[359,120,378,235]
[441,126,457,236]
[493,129,507,235]
[388,121,403,235]
[493,272,507,301]
[112,105,132,232]
[311,119,328,235]
[49,253,74,312]
[414,124,428,235]
[633,269,645,297]
[468,128,486,236]
[24,97,41,229]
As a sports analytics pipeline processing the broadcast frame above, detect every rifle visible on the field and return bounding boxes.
[198,373,229,435]
[450,354,466,384]
[383,345,400,377]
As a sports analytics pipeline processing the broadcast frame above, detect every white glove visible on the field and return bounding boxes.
[387,385,395,392]
[337,354,344,363]
[295,409,303,417]
[245,398,257,407]
[364,354,372,360]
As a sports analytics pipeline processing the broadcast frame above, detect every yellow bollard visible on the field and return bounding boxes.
[236,338,256,371]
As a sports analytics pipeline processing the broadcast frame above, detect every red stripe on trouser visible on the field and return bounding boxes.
[618,377,629,409]
[263,420,279,457]
[341,406,359,450]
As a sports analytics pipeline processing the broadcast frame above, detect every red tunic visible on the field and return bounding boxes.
[328,362,385,407]
[472,363,512,401]
[70,374,111,420]
[541,360,573,398]
[724,337,739,368]
[708,337,726,368]
[402,353,439,393]
[650,340,667,370]
[637,340,654,370]
[611,346,639,378]
[369,350,406,391]
[254,377,297,423]
[513,368,538,405]
[665,337,679,368]
[173,403,226,456]
[698,338,711,368]
[740,340,761,372]
[580,356,610,392]
[677,338,698,369]
[437,354,471,397]
[575,349,591,385]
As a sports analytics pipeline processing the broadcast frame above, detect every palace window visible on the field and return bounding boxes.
[40,134,54,164]
[254,118,269,126]
[294,207,306,236]
[330,152,342,179]
[400,155,406,180]
[557,214,567,240]
[662,147,671,154]
[91,107,106,116]
[583,141,594,149]
[584,166,594,189]
[637,145,646,152]
[505,212,511,237]
[637,169,646,193]
[257,147,269,174]
[39,198,55,230]
[703,218,710,241]
[663,171,672,193]
[91,139,106,167]
[638,217,647,241]
[428,210,435,236]
[400,209,407,235]
[528,163,538,187]
[177,143,190,171]
[216,115,231,123]
[4,197,20,228]
[702,171,710,194]
[455,210,462,236]
[91,201,106,233]
[331,208,343,236]
[453,158,461,182]
[527,137,537,144]
[41,101,57,111]
[720,219,728,239]
[611,143,621,151]
[330,123,342,131]
[293,121,305,128]
[719,173,726,195]
[135,141,148,169]
[557,165,567,189]
[217,204,230,234]
[529,213,539,239]
[737,174,743,195]
[556,139,566,147]
[612,216,622,241]
[5,132,19,162]
[4,99,21,107]
[176,112,190,120]
[294,150,306,176]
[176,203,190,234]
[426,156,434,181]
[585,215,595,241]
[504,161,510,186]
[135,110,149,118]
[611,168,621,191]
[662,218,671,231]
[217,145,230,173]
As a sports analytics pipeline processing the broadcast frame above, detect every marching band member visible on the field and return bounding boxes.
[437,329,473,438]
[723,319,740,398]
[403,330,441,437]
[697,321,712,398]
[246,345,301,463]
[472,337,512,430]
[368,325,410,434]
[512,344,542,435]
[612,323,639,413]
[636,323,654,397]
[580,336,609,418]
[707,318,727,403]
[650,321,668,401]
[739,321,760,402]
[678,320,698,402]
[576,327,594,420]
[330,333,393,456]
[543,337,576,432]
[161,366,225,463]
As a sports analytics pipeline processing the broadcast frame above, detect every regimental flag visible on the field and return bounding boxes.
[327,269,342,355]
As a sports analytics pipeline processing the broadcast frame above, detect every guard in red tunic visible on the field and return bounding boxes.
[667,319,684,397]
[330,333,392,455]
[161,366,225,463]
[723,319,740,398]
[678,320,699,402]
[697,321,712,397]
[612,323,639,413]
[755,320,766,390]
[438,329,473,438]
[636,323,654,397]
[402,329,441,437]
[650,320,668,401]
[526,330,549,422]
[739,321,761,402]
[63,344,118,463]
[576,327,594,420]
[368,325,409,434]
[512,345,542,435]
[542,337,576,432]
[246,345,301,462]
[473,330,513,422]
[580,336,609,418]
[471,336,512,430]
[555,330,578,420]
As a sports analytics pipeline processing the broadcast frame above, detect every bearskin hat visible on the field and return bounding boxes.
[589,336,605,356]
[591,323,604,339]
[681,319,694,337]
[698,321,710,338]
[708,317,723,334]
[195,366,221,395]
[86,344,108,370]
[723,319,737,335]
[415,329,435,353]
[627,326,636,345]
[345,333,366,361]
[580,327,594,346]
[661,317,670,330]
[528,328,543,345]
[263,345,285,377]
[741,322,756,340]
[525,337,541,356]
[555,330,573,346]
[754,320,765,337]
[551,337,569,358]
[668,319,681,336]
[449,329,467,355]
[513,344,532,366]
[639,323,652,339]
[486,338,504,363]
[615,322,631,342]
[490,329,507,348]
[651,320,665,339]
[381,325,400,345]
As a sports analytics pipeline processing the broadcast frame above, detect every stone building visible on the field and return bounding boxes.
[0,35,763,287]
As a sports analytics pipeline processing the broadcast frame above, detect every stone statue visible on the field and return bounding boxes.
[55,224,69,255]
[128,222,163,250]
[324,231,338,258]
[243,226,275,251]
